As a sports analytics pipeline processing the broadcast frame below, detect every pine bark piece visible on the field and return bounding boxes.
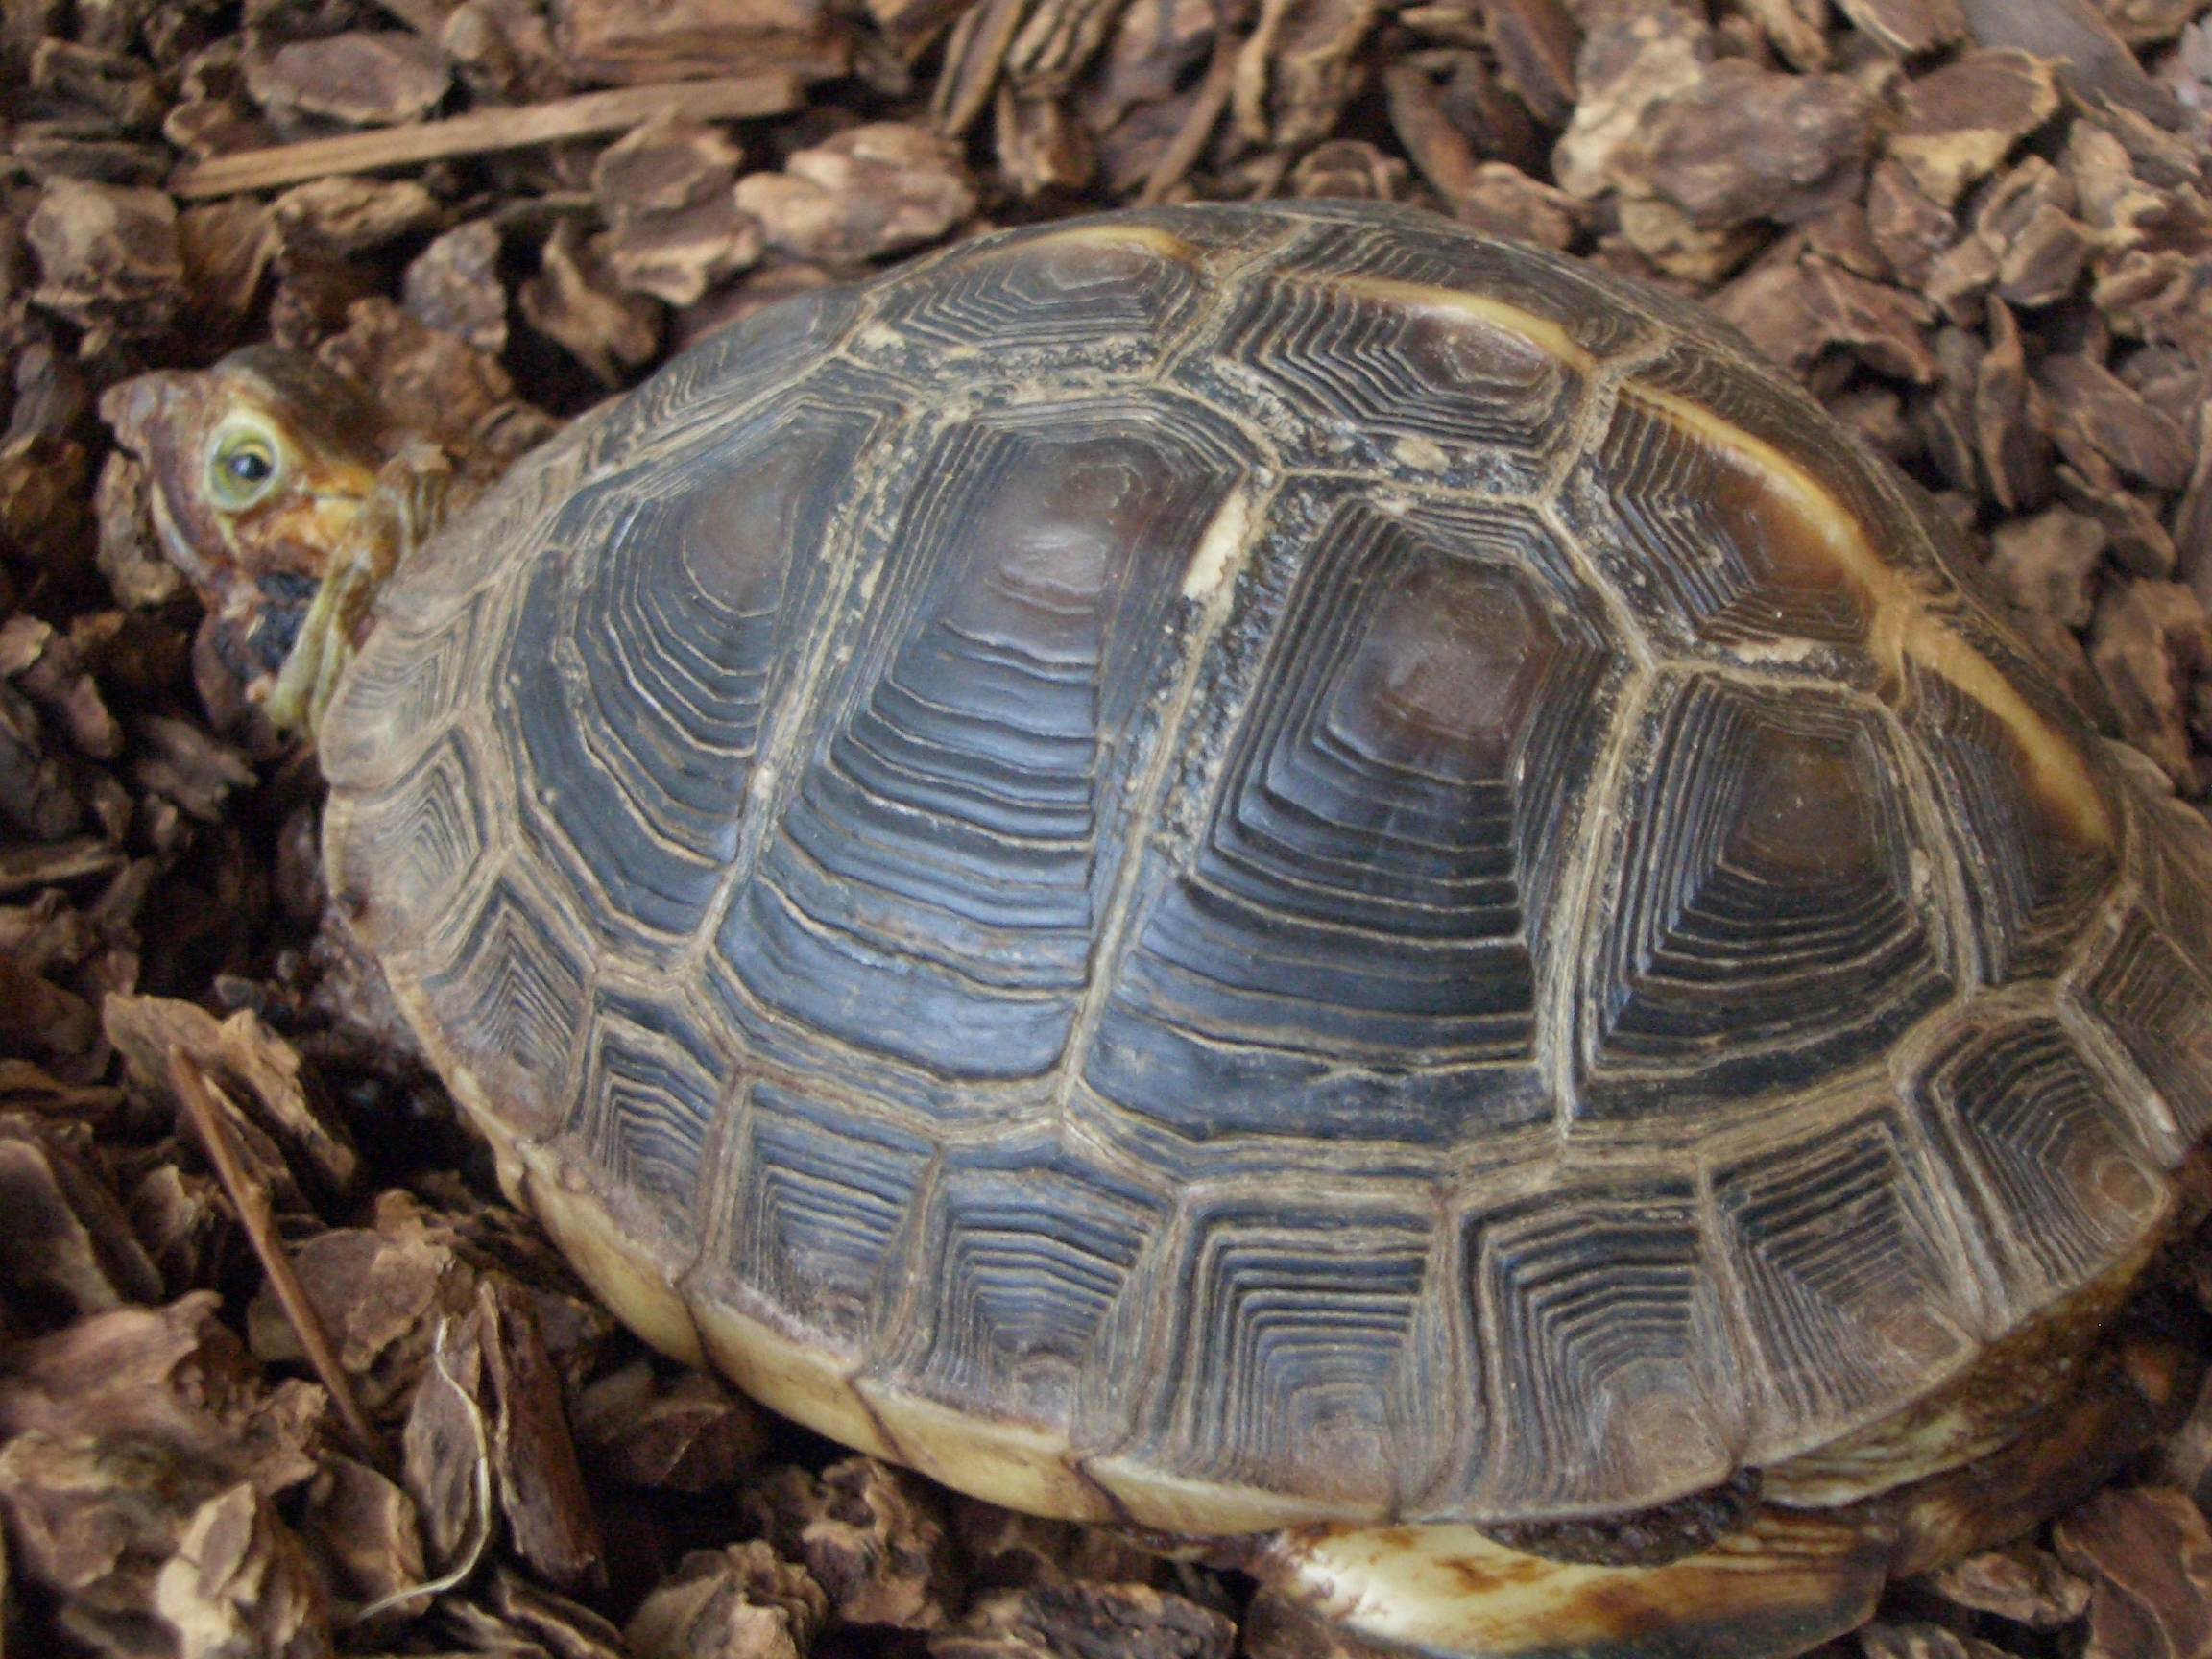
[438,0,570,104]
[2060,455,2177,575]
[299,1454,425,1615]
[0,1294,325,1494]
[480,1566,631,1658]
[0,953,95,1060]
[2089,580,2212,786]
[1623,59,1876,228]
[1385,57,1481,197]
[931,1584,1237,1659]
[104,996,356,1201]
[1233,0,1380,151]
[1922,1543,2093,1628]
[1866,156,1955,292]
[2036,351,2195,491]
[0,1112,161,1326]
[1737,0,1827,72]
[572,1359,768,1492]
[1955,0,2181,129]
[404,221,508,355]
[0,838,125,894]
[2098,0,2202,46]
[154,1482,332,1659]
[245,31,451,127]
[1974,297,2052,514]
[400,1310,490,1571]
[1083,0,1217,132]
[1887,49,2062,208]
[128,1165,234,1300]
[996,88,1095,200]
[130,716,258,824]
[1988,505,2107,627]
[1241,1591,1400,1659]
[592,116,766,297]
[744,1458,961,1631]
[25,179,183,346]
[177,199,279,341]
[627,1541,828,1659]
[734,122,976,263]
[2175,404,2212,597]
[481,1276,604,1591]
[244,1211,477,1416]
[1551,7,1711,201]
[1479,0,1577,126]
[1451,160,1585,249]
[518,218,661,388]
[167,74,804,199]
[2054,1486,2212,1659]
[0,1430,228,1659]
[270,177,443,258]
[317,296,549,478]
[1715,247,1936,380]
[1834,0,1965,57]
[953,1501,1158,1590]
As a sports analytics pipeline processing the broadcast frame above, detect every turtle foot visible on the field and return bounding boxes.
[1247,1508,1889,1659]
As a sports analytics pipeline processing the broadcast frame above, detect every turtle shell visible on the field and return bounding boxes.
[320,199,2212,1535]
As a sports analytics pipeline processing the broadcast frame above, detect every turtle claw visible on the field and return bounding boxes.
[1249,1509,1890,1659]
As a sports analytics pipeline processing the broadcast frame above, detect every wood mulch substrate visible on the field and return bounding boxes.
[3,0,2212,1654]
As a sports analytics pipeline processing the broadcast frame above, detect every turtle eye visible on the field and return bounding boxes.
[206,417,283,510]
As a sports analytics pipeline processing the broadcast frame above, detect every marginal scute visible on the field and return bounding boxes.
[716,1081,932,1358]
[516,1139,707,1370]
[1577,679,1950,1116]
[2071,907,2212,1149]
[1253,1508,1887,1659]
[876,1155,1165,1465]
[856,1387,1117,1523]
[1716,1106,1984,1462]
[1911,1015,2169,1327]
[1461,1184,1743,1517]
[1112,1196,1449,1517]
[418,873,590,1141]
[320,729,490,958]
[319,587,494,793]
[688,1292,896,1461]
[568,989,732,1251]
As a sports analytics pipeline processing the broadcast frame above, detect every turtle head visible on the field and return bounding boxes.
[107,346,389,590]
[105,348,413,735]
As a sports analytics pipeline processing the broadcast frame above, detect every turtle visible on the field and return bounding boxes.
[106,197,2212,1659]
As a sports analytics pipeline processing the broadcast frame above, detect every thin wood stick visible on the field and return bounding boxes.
[168,1047,385,1464]
[1136,32,1239,207]
[170,73,805,199]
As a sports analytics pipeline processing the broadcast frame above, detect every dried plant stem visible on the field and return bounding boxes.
[166,1047,385,1463]
[168,74,804,199]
